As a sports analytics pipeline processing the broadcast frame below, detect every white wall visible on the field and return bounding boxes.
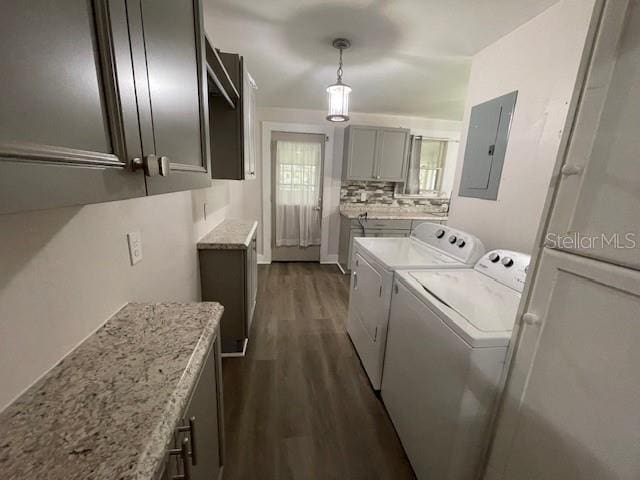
[447,0,597,253]
[0,182,232,411]
[237,107,462,260]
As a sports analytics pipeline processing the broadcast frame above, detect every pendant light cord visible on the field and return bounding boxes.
[337,48,344,82]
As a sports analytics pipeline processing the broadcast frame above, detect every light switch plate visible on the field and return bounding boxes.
[127,231,143,266]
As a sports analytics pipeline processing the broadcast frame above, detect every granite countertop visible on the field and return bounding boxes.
[0,302,223,480]
[340,206,448,221]
[198,219,258,250]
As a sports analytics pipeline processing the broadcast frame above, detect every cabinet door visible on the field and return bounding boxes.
[0,0,146,214]
[243,64,258,179]
[129,0,211,195]
[183,335,224,480]
[376,128,409,181]
[487,248,640,480]
[546,1,639,270]
[344,126,378,179]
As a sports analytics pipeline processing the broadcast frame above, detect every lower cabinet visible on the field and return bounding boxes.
[199,231,258,354]
[161,332,224,480]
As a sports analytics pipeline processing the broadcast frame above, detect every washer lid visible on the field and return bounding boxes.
[354,237,461,270]
[409,269,522,336]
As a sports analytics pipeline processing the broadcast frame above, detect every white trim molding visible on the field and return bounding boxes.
[261,121,336,264]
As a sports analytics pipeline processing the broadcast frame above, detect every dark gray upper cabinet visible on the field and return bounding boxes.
[458,91,518,200]
[0,0,211,215]
[0,0,146,214]
[342,125,410,181]
[208,50,258,181]
[127,0,211,195]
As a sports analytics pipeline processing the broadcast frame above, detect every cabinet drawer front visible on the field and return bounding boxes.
[351,219,412,230]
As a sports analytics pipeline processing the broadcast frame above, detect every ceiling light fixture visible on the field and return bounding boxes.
[326,38,352,122]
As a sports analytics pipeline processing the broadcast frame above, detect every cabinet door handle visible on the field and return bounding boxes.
[132,155,171,177]
[177,416,197,466]
[158,156,171,176]
[169,437,192,480]
[353,271,358,289]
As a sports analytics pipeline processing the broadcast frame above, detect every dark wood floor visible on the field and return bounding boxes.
[222,262,415,480]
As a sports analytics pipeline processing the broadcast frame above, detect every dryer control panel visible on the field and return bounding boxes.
[411,222,485,265]
[474,250,530,292]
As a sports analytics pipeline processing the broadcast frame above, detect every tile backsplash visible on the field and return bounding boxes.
[340,181,449,208]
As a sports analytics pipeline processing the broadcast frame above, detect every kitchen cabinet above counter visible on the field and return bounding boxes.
[0,302,224,480]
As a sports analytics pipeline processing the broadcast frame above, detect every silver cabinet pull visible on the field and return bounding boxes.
[353,271,358,289]
[176,416,197,466]
[169,437,192,480]
[132,154,171,177]
[158,156,171,176]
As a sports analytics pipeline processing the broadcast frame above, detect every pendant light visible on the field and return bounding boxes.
[326,38,352,122]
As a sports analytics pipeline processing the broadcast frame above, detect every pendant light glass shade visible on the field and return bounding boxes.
[326,38,351,122]
[326,81,351,122]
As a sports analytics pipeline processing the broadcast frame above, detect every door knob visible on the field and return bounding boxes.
[522,312,541,326]
[561,164,583,176]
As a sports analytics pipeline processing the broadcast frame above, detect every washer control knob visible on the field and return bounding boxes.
[456,238,466,248]
[448,235,457,244]
[501,257,514,267]
[489,253,501,263]
[435,229,445,239]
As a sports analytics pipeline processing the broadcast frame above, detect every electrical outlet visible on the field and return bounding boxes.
[360,191,367,202]
[127,231,143,265]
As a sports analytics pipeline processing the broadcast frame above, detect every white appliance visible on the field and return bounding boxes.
[381,250,530,480]
[347,222,485,390]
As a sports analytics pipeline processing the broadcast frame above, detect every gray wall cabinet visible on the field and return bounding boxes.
[209,51,258,180]
[337,217,447,273]
[160,331,225,480]
[0,0,211,215]
[458,91,518,200]
[199,231,258,354]
[342,126,410,182]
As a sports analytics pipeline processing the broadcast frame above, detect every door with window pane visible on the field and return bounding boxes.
[271,132,325,262]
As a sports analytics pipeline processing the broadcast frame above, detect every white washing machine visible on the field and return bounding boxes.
[346,222,485,390]
[381,250,530,480]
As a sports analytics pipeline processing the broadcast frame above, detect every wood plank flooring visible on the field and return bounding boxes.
[221,262,415,480]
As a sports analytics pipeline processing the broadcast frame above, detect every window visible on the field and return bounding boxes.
[418,139,446,192]
[397,137,448,196]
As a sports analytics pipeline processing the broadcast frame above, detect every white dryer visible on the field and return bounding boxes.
[381,250,530,480]
[346,222,485,390]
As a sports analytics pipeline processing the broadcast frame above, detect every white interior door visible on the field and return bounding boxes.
[271,131,325,261]
[486,248,640,480]
[546,0,639,269]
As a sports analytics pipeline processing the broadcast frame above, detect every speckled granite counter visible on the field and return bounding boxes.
[198,219,258,250]
[0,302,223,480]
[340,206,448,221]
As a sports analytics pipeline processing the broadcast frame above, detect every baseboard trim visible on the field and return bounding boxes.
[221,338,248,358]
[320,254,338,264]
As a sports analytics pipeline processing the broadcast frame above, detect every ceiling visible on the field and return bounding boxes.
[202,0,558,120]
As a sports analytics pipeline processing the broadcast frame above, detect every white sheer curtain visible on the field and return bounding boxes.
[275,140,322,247]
